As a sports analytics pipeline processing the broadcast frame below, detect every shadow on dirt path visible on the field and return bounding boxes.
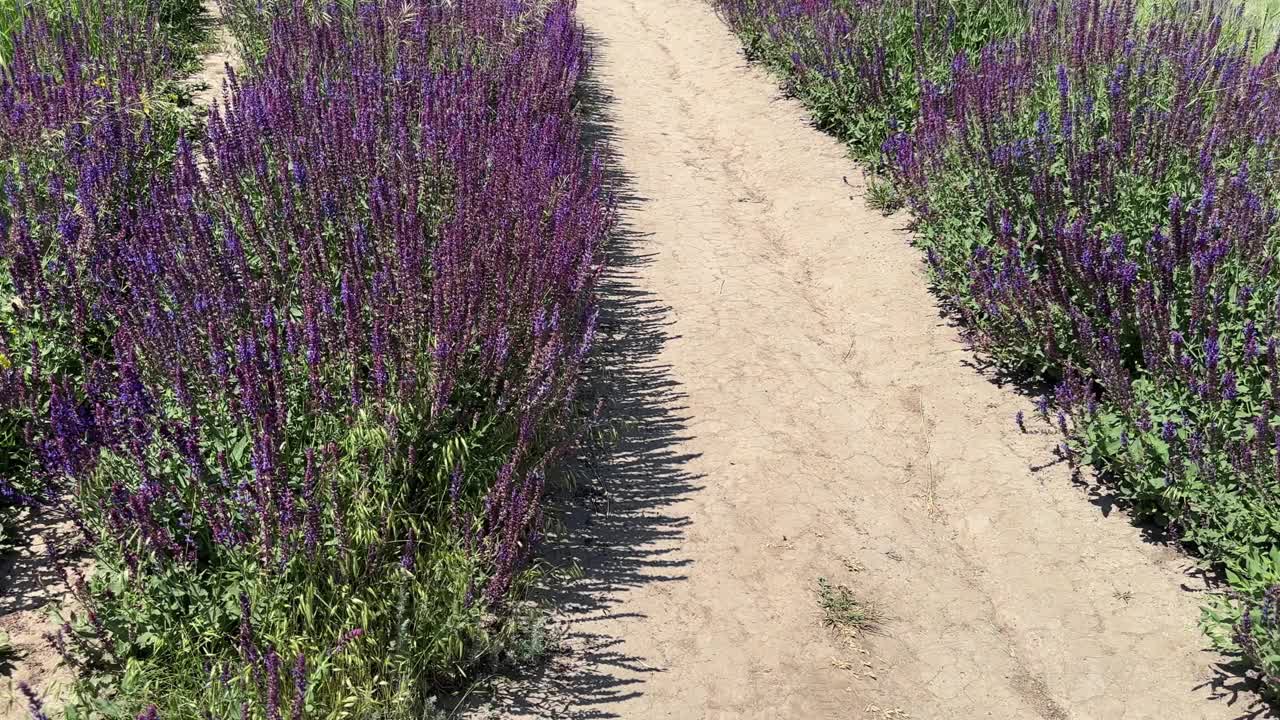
[455,49,704,720]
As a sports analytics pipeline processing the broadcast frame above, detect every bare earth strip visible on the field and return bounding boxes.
[469,0,1266,717]
[191,0,241,112]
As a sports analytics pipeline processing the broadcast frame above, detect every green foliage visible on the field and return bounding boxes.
[816,576,876,632]
[864,174,903,215]
[217,0,308,62]
[726,0,1030,165]
[1203,546,1280,702]
[0,0,207,72]
[56,398,543,718]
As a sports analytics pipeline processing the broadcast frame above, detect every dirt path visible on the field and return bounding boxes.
[0,511,81,717]
[469,0,1264,718]
[191,0,240,111]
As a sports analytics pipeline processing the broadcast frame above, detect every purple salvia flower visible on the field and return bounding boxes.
[18,683,49,720]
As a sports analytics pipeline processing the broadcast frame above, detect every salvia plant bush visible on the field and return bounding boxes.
[0,0,201,552]
[0,0,205,76]
[720,0,1280,700]
[715,0,1033,162]
[2,0,609,716]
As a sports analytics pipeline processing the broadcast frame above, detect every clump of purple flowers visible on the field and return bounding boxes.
[0,0,204,588]
[886,0,1280,637]
[4,0,609,714]
[717,0,1032,162]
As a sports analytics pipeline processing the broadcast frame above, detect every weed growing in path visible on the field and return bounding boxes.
[817,576,879,634]
[864,175,904,215]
